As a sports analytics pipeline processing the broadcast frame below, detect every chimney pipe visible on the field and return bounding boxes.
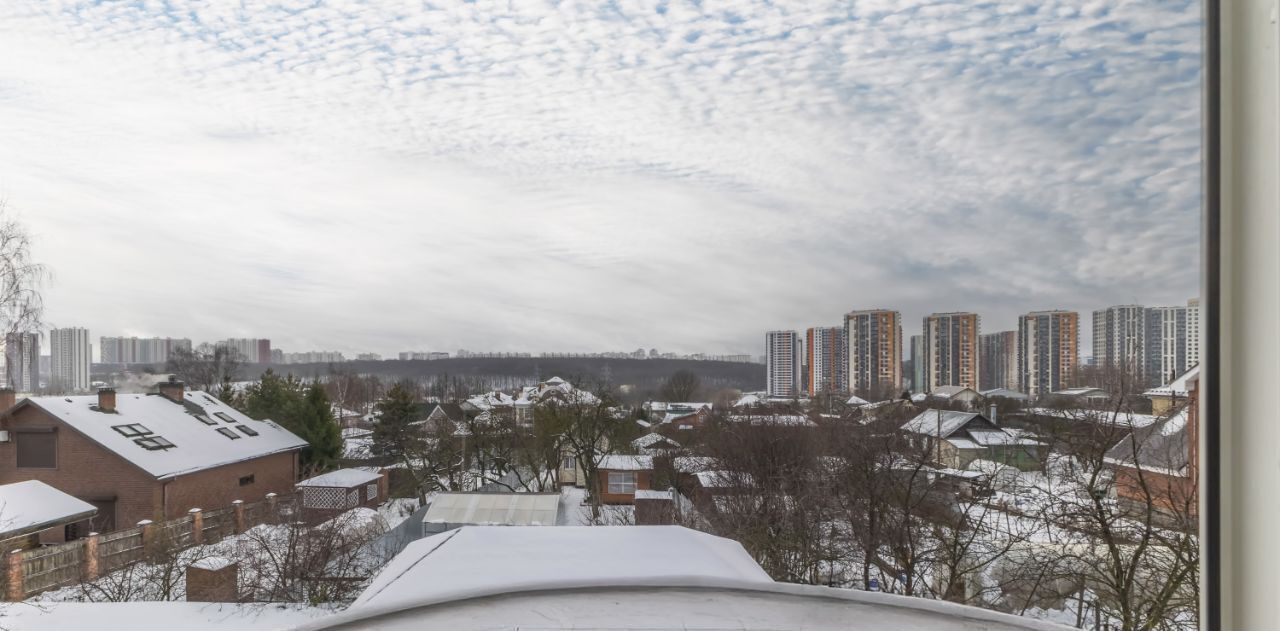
[98,388,117,413]
[159,376,185,403]
[0,388,14,411]
[988,404,998,426]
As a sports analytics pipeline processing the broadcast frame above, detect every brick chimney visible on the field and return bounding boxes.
[158,376,185,403]
[97,388,117,413]
[0,388,14,411]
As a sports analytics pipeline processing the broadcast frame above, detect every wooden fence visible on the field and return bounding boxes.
[3,493,297,601]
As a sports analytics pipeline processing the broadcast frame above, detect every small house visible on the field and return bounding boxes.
[596,455,654,505]
[900,409,1043,471]
[296,468,387,523]
[0,480,97,548]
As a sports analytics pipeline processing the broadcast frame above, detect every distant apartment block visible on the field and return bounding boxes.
[1146,305,1188,385]
[844,309,902,397]
[1018,310,1079,397]
[909,334,925,393]
[355,353,382,361]
[49,328,91,392]
[1185,298,1200,368]
[218,338,272,364]
[99,336,193,365]
[281,351,346,364]
[765,330,802,398]
[922,312,980,392]
[805,326,846,396]
[979,331,1018,391]
[1092,305,1148,384]
[2,332,40,392]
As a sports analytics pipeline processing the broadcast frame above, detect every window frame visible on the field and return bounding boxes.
[607,471,637,495]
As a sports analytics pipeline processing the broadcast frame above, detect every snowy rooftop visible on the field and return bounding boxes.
[1143,363,1200,398]
[423,492,560,527]
[929,385,979,398]
[19,391,307,479]
[726,414,816,427]
[0,480,97,538]
[845,394,870,406]
[981,388,1030,400]
[0,602,326,631]
[297,468,382,488]
[310,526,1071,631]
[598,455,654,471]
[632,433,679,450]
[901,409,985,437]
[1023,408,1162,428]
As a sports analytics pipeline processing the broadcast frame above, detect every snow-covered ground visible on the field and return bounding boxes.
[0,601,329,630]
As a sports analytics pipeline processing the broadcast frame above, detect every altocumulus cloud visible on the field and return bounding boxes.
[0,0,1200,356]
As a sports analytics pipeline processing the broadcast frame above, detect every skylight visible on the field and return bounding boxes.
[214,412,237,424]
[134,436,175,451]
[194,414,217,426]
[236,425,259,437]
[112,424,152,437]
[216,427,241,440]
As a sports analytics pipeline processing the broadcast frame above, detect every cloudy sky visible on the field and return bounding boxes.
[0,0,1201,358]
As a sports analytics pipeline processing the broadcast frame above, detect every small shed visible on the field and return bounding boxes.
[0,480,98,548]
[422,492,560,536]
[296,468,385,522]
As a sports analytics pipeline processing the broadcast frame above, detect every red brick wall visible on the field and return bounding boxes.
[596,469,652,505]
[164,451,298,519]
[0,404,300,531]
[0,404,162,530]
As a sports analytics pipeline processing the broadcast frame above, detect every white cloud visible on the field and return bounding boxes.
[0,0,1201,357]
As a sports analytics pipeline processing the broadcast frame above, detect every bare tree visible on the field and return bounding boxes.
[660,370,701,402]
[0,202,48,388]
[535,380,626,520]
[166,344,244,394]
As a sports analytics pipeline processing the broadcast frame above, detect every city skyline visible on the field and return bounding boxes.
[0,2,1200,356]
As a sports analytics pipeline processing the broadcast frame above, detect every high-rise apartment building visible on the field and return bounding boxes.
[909,334,925,393]
[50,327,92,392]
[844,309,902,397]
[922,312,980,392]
[1018,310,1079,397]
[218,338,272,364]
[979,331,1018,391]
[1092,305,1149,384]
[765,330,802,398]
[2,332,40,392]
[1186,298,1201,368]
[1146,306,1188,385]
[100,337,193,365]
[805,326,846,396]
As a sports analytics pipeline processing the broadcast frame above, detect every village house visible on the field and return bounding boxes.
[296,467,388,523]
[0,380,307,533]
[900,409,1043,471]
[0,480,97,548]
[923,385,983,409]
[1104,369,1200,519]
[632,433,681,455]
[596,455,654,505]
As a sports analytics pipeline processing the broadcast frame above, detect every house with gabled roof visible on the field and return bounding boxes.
[0,379,306,534]
[901,409,1042,471]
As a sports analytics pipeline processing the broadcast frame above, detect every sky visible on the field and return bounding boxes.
[0,0,1202,359]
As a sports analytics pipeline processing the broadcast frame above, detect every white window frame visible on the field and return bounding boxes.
[607,471,637,495]
[562,456,576,470]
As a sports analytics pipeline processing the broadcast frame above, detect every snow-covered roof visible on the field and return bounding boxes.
[18,392,307,479]
[1103,408,1192,476]
[634,489,672,501]
[1051,387,1109,398]
[967,430,1041,447]
[0,480,97,538]
[1143,363,1201,399]
[423,493,560,527]
[732,392,763,407]
[980,388,1029,401]
[296,468,382,488]
[350,526,772,609]
[901,409,985,437]
[0,602,326,631]
[598,455,654,471]
[929,385,979,399]
[632,433,680,450]
[695,471,753,488]
[320,527,1067,631]
[1024,408,1162,428]
[646,401,712,413]
[725,414,816,427]
[845,394,870,406]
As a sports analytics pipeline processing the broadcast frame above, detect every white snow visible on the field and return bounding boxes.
[423,493,559,527]
[597,455,654,471]
[0,480,97,536]
[633,489,671,500]
[297,468,382,488]
[189,556,234,572]
[21,392,307,479]
[349,526,773,610]
[0,602,328,631]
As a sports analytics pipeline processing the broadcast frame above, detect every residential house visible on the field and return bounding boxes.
[421,492,561,535]
[0,381,306,533]
[900,409,1043,471]
[1105,370,1200,519]
[0,480,97,548]
[979,388,1029,403]
[924,385,982,409]
[296,467,388,523]
[1049,387,1110,404]
[596,455,654,505]
[1143,364,1200,416]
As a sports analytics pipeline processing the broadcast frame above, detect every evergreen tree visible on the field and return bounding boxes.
[297,384,343,472]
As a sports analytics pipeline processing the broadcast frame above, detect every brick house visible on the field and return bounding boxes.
[595,455,654,505]
[1105,371,1199,519]
[0,381,307,534]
